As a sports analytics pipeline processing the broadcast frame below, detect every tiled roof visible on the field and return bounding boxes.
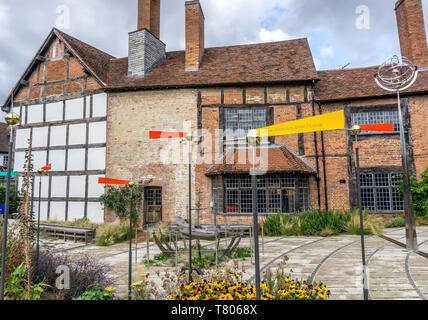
[107,38,318,89]
[205,144,316,176]
[55,28,115,85]
[315,66,428,102]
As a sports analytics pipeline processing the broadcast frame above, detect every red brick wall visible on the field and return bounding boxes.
[185,0,205,71]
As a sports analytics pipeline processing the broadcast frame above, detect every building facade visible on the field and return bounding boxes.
[2,0,428,224]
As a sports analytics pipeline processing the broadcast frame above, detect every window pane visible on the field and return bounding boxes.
[226,190,238,213]
[240,176,251,188]
[376,188,391,211]
[267,175,281,188]
[226,176,239,189]
[240,190,252,213]
[368,111,384,124]
[384,111,400,132]
[360,174,373,187]
[253,109,266,121]
[257,190,266,213]
[390,173,402,186]
[392,189,404,211]
[375,173,390,187]
[361,188,375,210]
[281,175,295,188]
[352,113,368,126]
[239,110,252,121]
[257,176,266,188]
[226,109,238,122]
[267,189,281,213]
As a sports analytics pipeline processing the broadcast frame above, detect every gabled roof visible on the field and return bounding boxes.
[107,38,318,90]
[315,66,428,103]
[3,28,115,109]
[206,144,316,176]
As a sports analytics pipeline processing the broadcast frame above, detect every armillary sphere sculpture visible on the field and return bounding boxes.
[375,55,419,250]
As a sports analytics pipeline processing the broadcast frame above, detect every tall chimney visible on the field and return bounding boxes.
[185,0,205,72]
[395,0,428,67]
[128,0,165,78]
[138,0,161,39]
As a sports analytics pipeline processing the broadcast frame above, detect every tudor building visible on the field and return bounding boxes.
[2,0,428,224]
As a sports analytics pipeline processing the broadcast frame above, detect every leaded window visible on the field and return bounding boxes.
[215,174,310,214]
[360,172,404,212]
[225,108,267,144]
[351,110,400,132]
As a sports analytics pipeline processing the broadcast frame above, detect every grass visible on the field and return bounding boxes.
[263,209,384,237]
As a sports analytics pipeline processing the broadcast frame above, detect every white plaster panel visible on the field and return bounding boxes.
[45,102,63,122]
[49,150,66,171]
[50,125,67,147]
[32,127,49,148]
[32,151,48,171]
[49,201,66,221]
[85,96,90,118]
[33,201,49,221]
[88,122,106,144]
[12,106,22,124]
[65,98,84,120]
[87,202,104,223]
[92,93,107,117]
[87,148,105,170]
[67,202,85,221]
[51,176,67,198]
[33,176,50,198]
[88,175,105,198]
[67,149,86,171]
[69,175,86,198]
[15,129,31,149]
[27,104,44,124]
[68,124,87,145]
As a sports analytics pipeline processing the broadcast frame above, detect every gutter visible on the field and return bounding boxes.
[311,81,321,210]
[316,101,329,211]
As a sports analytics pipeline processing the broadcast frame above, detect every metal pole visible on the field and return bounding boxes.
[188,139,193,282]
[128,187,133,300]
[251,146,261,300]
[35,175,42,266]
[1,126,14,300]
[146,224,150,269]
[354,136,369,300]
[135,228,138,264]
[396,91,417,250]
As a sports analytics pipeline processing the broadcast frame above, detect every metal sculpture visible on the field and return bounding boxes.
[375,55,419,250]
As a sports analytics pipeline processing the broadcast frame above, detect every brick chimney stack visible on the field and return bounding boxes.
[128,0,165,78]
[185,0,205,72]
[395,0,428,67]
[138,0,161,39]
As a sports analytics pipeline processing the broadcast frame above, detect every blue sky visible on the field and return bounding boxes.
[0,0,427,110]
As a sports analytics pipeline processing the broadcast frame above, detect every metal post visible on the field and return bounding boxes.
[354,135,369,300]
[135,228,138,264]
[35,175,42,266]
[128,187,133,301]
[396,91,417,250]
[1,127,14,300]
[146,224,150,269]
[188,139,193,282]
[251,171,261,300]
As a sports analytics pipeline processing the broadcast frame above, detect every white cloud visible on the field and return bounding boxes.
[259,28,291,42]
[0,2,10,39]
[321,46,334,57]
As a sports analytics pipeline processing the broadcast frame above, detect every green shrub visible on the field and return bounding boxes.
[73,287,116,300]
[4,264,49,300]
[385,217,406,228]
[0,185,21,214]
[398,169,428,217]
[95,220,135,246]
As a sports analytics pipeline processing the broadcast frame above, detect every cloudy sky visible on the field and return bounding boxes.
[0,0,427,109]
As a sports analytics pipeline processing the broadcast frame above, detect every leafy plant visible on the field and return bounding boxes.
[4,264,49,300]
[0,185,21,214]
[32,251,114,300]
[73,287,116,300]
[0,230,25,282]
[99,180,152,222]
[398,169,428,217]
[385,217,406,228]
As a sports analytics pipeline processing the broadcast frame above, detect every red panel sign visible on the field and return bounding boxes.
[98,177,130,185]
[359,123,394,132]
[149,131,187,139]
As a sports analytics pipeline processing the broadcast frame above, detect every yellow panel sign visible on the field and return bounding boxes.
[256,110,345,137]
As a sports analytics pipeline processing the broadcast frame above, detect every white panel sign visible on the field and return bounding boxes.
[68,202,85,221]
[67,149,86,171]
[15,129,31,149]
[87,148,105,170]
[87,202,104,223]
[50,125,67,147]
[92,93,107,118]
[32,127,49,148]
[49,202,66,221]
[88,122,106,144]
[27,104,44,124]
[69,123,87,145]
[88,175,105,198]
[49,150,66,171]
[65,98,84,120]
[45,102,63,122]
[32,151,47,171]
[69,175,86,198]
[51,176,67,197]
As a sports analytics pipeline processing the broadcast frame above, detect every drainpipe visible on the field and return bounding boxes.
[316,101,329,211]
[311,82,321,210]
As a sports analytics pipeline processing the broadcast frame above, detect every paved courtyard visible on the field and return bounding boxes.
[41,226,428,300]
